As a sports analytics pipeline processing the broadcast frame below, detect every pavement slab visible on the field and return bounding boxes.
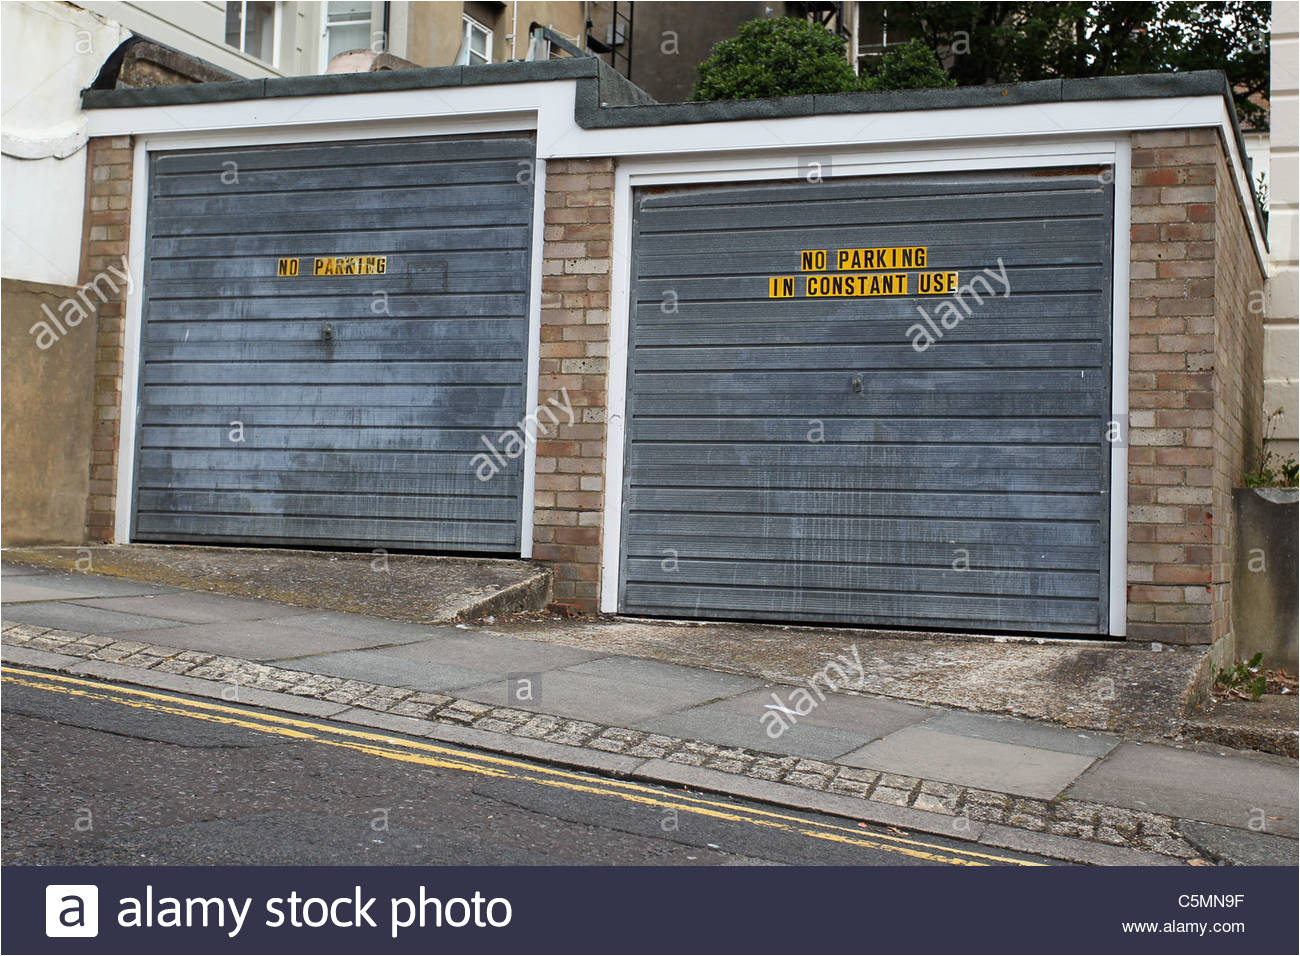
[840,726,1098,799]
[710,685,935,738]
[636,705,874,759]
[2,573,177,604]
[259,610,454,644]
[562,656,763,697]
[456,669,738,725]
[919,710,1122,758]
[1177,820,1300,866]
[279,649,494,692]
[103,619,424,662]
[1063,742,1299,838]
[67,592,314,624]
[382,633,600,674]
[484,618,1211,739]
[0,601,188,634]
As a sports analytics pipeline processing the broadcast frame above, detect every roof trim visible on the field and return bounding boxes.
[79,64,1263,241]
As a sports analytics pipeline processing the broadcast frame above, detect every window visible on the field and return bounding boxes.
[460,16,492,65]
[322,1,373,68]
[224,2,278,65]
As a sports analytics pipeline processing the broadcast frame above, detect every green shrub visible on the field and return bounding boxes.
[859,38,955,92]
[692,20,955,102]
[691,17,862,101]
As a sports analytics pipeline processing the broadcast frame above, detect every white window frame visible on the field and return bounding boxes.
[321,1,374,71]
[225,1,282,68]
[461,15,493,65]
[598,137,1134,638]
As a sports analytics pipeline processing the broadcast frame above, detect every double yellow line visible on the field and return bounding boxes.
[2,665,1042,867]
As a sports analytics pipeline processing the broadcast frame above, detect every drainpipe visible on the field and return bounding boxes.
[849,1,859,74]
[510,1,518,60]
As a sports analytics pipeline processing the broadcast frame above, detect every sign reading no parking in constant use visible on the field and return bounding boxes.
[768,245,959,298]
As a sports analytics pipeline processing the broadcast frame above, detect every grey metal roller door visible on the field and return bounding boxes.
[133,135,534,552]
[620,169,1113,634]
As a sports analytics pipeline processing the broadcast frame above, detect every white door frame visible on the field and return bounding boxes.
[113,112,544,556]
[599,134,1132,637]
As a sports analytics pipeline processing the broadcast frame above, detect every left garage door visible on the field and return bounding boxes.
[132,135,535,552]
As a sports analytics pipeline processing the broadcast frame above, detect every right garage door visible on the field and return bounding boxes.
[620,168,1113,635]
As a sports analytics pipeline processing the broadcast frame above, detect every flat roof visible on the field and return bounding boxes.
[82,58,1238,128]
[79,61,1262,240]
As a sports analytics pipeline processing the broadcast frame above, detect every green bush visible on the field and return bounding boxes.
[691,17,861,101]
[692,20,955,102]
[859,38,956,92]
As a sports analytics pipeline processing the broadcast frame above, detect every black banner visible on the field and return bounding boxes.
[4,865,1297,955]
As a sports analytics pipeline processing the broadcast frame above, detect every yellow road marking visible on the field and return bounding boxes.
[2,665,1043,866]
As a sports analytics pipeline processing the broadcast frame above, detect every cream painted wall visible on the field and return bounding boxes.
[1,2,128,285]
[1267,0,1299,458]
[78,1,289,76]
[402,2,586,68]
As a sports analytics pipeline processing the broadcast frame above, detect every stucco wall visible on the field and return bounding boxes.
[1,278,97,545]
[78,1,289,76]
[1266,2,1300,460]
[404,2,586,68]
[1,1,127,287]
[1232,488,1299,672]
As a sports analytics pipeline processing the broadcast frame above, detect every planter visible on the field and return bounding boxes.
[1232,487,1299,672]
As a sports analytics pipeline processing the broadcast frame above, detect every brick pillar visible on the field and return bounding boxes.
[1127,129,1265,645]
[533,158,614,611]
[81,136,134,543]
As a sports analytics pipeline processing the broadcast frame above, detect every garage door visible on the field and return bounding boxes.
[620,169,1113,634]
[133,135,534,552]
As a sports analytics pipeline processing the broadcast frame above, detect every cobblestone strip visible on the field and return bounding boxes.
[2,621,1197,858]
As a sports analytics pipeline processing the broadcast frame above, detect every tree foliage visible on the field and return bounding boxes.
[859,39,957,92]
[691,4,1270,128]
[691,17,861,101]
[891,2,1270,127]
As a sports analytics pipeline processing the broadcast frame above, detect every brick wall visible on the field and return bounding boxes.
[73,131,1267,638]
[1210,141,1266,646]
[532,158,614,610]
[80,136,134,543]
[1126,129,1265,645]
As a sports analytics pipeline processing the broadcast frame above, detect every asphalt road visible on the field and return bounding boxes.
[1,666,1052,867]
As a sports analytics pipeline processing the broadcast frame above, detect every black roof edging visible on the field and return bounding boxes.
[79,56,599,108]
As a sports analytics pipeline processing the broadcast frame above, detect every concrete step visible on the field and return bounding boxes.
[2,544,552,624]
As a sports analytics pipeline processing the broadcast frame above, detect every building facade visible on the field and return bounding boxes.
[75,2,588,77]
[33,63,1266,661]
[3,2,1290,671]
